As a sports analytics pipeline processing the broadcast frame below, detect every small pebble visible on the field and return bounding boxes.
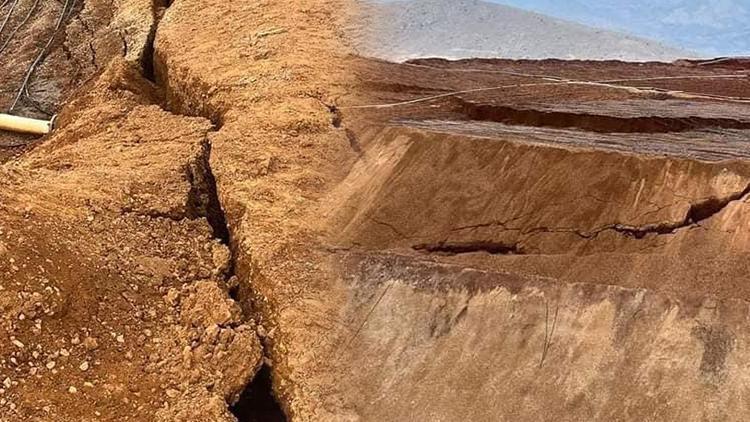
[83,337,98,350]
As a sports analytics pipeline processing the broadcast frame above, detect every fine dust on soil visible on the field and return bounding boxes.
[3,0,750,421]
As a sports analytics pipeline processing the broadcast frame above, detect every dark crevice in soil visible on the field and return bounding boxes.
[406,185,750,249]
[187,141,287,420]
[326,103,342,128]
[607,223,682,239]
[318,97,362,153]
[452,98,750,134]
[141,30,156,81]
[345,127,362,153]
[230,364,287,422]
[686,188,750,224]
[227,275,240,300]
[143,9,287,418]
[185,139,230,243]
[413,241,523,256]
[142,0,169,81]
[606,184,750,239]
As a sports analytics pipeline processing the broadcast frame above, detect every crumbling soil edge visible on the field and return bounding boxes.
[130,0,288,417]
[188,138,287,421]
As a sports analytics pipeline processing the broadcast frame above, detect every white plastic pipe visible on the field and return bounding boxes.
[0,113,54,135]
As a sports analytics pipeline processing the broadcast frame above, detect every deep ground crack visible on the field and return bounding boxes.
[452,97,750,134]
[186,138,230,243]
[407,183,750,254]
[603,184,750,239]
[184,132,286,421]
[141,0,287,417]
[413,241,523,256]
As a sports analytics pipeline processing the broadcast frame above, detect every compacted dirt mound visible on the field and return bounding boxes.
[3,0,750,421]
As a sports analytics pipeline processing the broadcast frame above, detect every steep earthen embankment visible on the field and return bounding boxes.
[310,113,750,419]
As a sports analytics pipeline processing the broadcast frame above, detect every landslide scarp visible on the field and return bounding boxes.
[315,56,750,421]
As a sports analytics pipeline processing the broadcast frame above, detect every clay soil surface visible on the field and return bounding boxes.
[3,0,750,420]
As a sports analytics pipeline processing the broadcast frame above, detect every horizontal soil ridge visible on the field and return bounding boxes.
[452,97,750,133]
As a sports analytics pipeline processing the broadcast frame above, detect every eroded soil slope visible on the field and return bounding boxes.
[329,57,750,420]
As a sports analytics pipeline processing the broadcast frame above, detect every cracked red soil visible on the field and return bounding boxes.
[3,0,750,421]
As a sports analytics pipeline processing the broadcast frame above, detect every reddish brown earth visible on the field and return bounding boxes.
[1,0,358,419]
[3,0,750,420]
[328,56,750,420]
[0,0,158,162]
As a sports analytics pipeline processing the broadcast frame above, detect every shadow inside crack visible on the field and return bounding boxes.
[230,364,287,422]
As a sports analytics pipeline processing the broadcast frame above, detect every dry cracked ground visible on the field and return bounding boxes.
[2,0,750,421]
